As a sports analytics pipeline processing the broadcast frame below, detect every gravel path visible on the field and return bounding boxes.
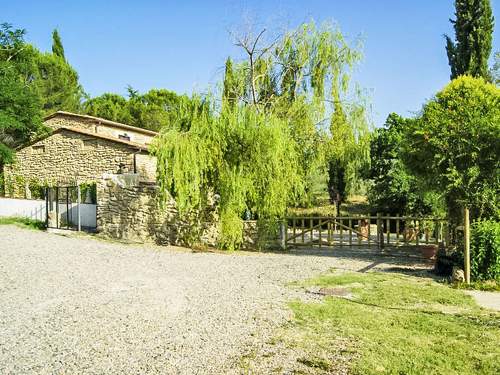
[0,225,427,374]
[465,290,500,311]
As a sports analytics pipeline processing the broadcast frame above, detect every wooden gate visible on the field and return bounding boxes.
[284,215,449,249]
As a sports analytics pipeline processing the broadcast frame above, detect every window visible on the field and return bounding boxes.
[119,133,131,141]
[32,145,45,154]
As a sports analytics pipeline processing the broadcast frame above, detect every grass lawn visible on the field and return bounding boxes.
[285,272,500,374]
[0,216,45,230]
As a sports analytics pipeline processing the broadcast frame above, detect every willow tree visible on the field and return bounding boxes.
[151,96,302,249]
[226,22,370,203]
[152,21,369,249]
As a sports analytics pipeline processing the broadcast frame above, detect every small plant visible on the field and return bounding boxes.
[79,183,97,204]
[0,172,4,197]
[0,217,45,230]
[470,219,500,281]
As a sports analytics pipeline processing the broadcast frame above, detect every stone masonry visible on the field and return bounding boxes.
[45,111,157,146]
[97,173,219,247]
[4,128,154,198]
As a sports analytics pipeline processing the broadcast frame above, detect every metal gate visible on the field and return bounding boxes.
[284,215,449,249]
[45,186,97,231]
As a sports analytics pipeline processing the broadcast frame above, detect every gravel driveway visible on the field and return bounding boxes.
[0,225,425,374]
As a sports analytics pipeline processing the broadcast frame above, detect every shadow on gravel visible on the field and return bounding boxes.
[261,246,437,278]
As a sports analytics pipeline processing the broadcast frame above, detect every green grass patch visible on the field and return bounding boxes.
[452,279,500,292]
[0,216,45,230]
[287,272,500,374]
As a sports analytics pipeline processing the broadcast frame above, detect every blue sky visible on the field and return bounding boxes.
[2,0,499,127]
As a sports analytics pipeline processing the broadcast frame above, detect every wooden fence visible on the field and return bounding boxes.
[284,215,449,249]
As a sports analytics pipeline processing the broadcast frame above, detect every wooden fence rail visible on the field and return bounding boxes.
[284,215,449,249]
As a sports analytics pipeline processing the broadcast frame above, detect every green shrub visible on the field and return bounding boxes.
[0,217,45,230]
[0,172,4,197]
[470,219,500,281]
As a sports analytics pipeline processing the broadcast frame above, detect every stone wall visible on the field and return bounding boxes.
[134,153,157,181]
[45,114,155,146]
[97,173,219,247]
[4,129,145,198]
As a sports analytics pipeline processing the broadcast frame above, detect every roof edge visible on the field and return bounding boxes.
[44,111,159,137]
[16,126,150,152]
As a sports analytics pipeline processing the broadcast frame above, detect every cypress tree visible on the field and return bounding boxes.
[327,91,348,209]
[222,57,237,107]
[445,0,494,80]
[51,29,65,60]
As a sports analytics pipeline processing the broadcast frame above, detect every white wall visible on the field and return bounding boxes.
[0,197,96,228]
[0,197,46,221]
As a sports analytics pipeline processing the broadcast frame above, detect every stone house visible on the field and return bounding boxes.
[3,111,218,246]
[4,111,157,195]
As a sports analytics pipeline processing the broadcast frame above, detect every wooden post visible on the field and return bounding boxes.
[339,218,343,247]
[280,221,286,250]
[396,215,400,246]
[464,207,471,284]
[327,219,332,245]
[319,219,322,248]
[310,217,313,246]
[416,220,420,246]
[368,218,371,247]
[348,218,352,246]
[301,218,305,244]
[386,216,390,246]
[377,213,383,250]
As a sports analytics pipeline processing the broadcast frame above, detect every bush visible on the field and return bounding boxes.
[470,219,500,281]
[0,217,45,230]
[0,171,4,197]
[404,76,500,222]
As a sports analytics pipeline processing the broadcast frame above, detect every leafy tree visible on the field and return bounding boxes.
[152,21,370,249]
[36,28,83,113]
[222,57,241,108]
[368,113,442,216]
[1,24,83,114]
[127,89,186,131]
[0,24,44,167]
[83,88,186,131]
[33,51,84,114]
[151,96,303,249]
[51,29,65,59]
[0,67,43,162]
[404,76,500,224]
[83,93,132,123]
[226,22,370,205]
[327,89,371,208]
[445,0,494,80]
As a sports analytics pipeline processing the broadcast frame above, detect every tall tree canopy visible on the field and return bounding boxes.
[224,22,371,205]
[404,76,500,222]
[51,29,65,59]
[83,93,132,124]
[368,113,442,216]
[445,0,494,80]
[152,21,371,249]
[0,24,83,115]
[34,51,84,114]
[0,24,45,166]
[83,88,186,131]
